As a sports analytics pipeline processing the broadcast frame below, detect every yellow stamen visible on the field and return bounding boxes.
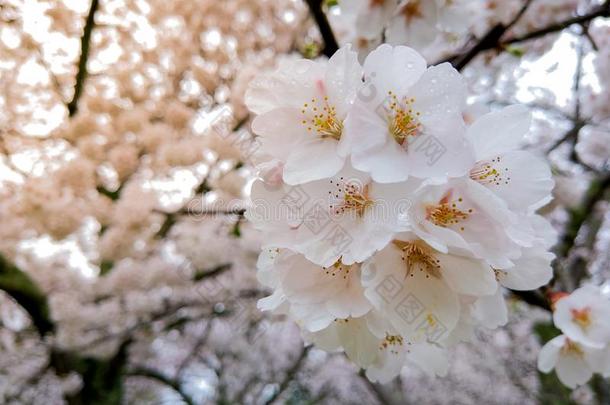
[386,91,421,145]
[329,179,374,217]
[571,307,592,330]
[426,191,471,229]
[469,156,510,186]
[302,97,343,141]
[393,240,441,278]
[322,260,351,279]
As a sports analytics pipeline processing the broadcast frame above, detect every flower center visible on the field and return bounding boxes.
[425,191,472,231]
[329,178,374,217]
[402,1,423,23]
[380,334,404,354]
[386,91,421,146]
[393,240,441,278]
[301,96,343,141]
[322,260,351,279]
[469,156,510,186]
[570,307,592,330]
[561,338,584,356]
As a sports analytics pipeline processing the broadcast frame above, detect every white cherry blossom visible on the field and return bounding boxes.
[341,44,475,183]
[386,0,439,49]
[553,285,610,349]
[361,233,497,342]
[245,46,362,184]
[257,249,372,332]
[247,164,409,267]
[404,178,522,268]
[466,105,554,213]
[538,334,610,388]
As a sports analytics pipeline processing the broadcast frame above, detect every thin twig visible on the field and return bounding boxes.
[553,173,610,291]
[503,2,610,46]
[443,0,610,70]
[67,0,99,116]
[447,0,535,70]
[263,345,311,405]
[305,0,339,58]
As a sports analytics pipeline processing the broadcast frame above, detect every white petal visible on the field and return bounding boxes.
[410,63,467,128]
[325,45,363,117]
[408,343,449,377]
[471,287,508,329]
[556,353,594,388]
[537,335,564,373]
[245,59,321,114]
[467,105,531,159]
[283,138,345,185]
[406,123,475,180]
[437,252,497,296]
[251,107,309,159]
[498,247,554,291]
[481,150,554,212]
[362,44,427,99]
[351,138,411,183]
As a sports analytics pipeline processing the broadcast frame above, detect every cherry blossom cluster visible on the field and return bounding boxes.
[328,0,480,58]
[538,285,610,388]
[245,44,555,382]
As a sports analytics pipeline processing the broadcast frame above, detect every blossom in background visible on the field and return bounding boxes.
[329,0,480,59]
[538,285,610,388]
[247,44,556,382]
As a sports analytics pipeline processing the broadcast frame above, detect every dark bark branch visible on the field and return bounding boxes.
[0,254,54,336]
[444,0,610,71]
[305,0,339,58]
[503,2,610,46]
[511,290,551,311]
[446,0,534,70]
[263,345,311,405]
[555,173,610,263]
[67,0,99,117]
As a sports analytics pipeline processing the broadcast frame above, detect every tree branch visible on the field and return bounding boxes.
[444,0,610,71]
[503,2,610,46]
[0,254,54,336]
[67,0,99,117]
[263,345,311,405]
[305,0,339,58]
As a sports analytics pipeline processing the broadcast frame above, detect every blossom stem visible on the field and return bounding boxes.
[305,0,339,58]
[67,0,100,116]
[446,0,610,71]
[0,253,54,336]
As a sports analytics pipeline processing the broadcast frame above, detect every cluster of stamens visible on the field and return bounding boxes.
[493,268,506,281]
[426,192,472,231]
[393,240,441,279]
[380,334,404,354]
[386,91,421,146]
[328,178,374,217]
[570,307,592,330]
[301,96,343,141]
[561,338,584,356]
[469,156,510,186]
[322,260,351,279]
